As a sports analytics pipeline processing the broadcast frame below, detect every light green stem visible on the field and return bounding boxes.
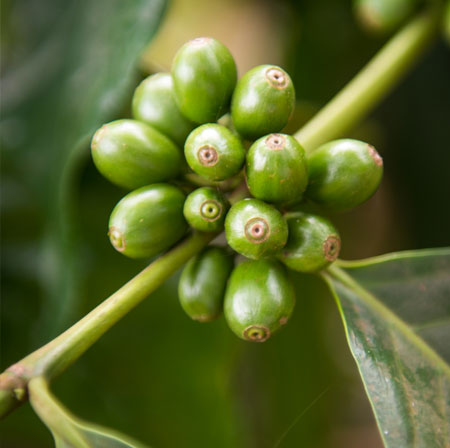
[0,231,214,417]
[30,232,216,380]
[295,9,439,152]
[0,8,441,419]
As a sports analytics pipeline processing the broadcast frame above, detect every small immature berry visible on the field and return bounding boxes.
[183,187,230,232]
[91,119,182,190]
[246,133,308,203]
[217,113,240,138]
[185,124,245,181]
[225,199,288,259]
[179,246,234,322]
[445,0,450,45]
[279,212,341,272]
[354,0,419,33]
[172,37,237,124]
[224,259,295,342]
[231,65,295,140]
[132,73,195,147]
[305,139,383,211]
[108,184,187,259]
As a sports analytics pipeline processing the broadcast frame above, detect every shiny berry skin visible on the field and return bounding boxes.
[91,119,182,190]
[132,73,195,147]
[278,212,341,272]
[183,187,230,232]
[225,199,288,259]
[178,246,234,322]
[305,139,383,211]
[184,124,245,181]
[231,65,295,140]
[246,133,308,204]
[224,259,295,342]
[172,37,237,124]
[108,184,187,259]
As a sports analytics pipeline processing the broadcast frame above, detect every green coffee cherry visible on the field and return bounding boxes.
[246,133,308,203]
[172,37,237,124]
[108,184,187,258]
[279,212,341,273]
[225,199,288,259]
[184,124,245,181]
[183,187,230,232]
[217,113,240,139]
[179,246,234,322]
[354,0,419,33]
[444,0,450,45]
[305,139,383,211]
[132,73,195,147]
[231,65,295,140]
[224,259,295,342]
[91,119,182,190]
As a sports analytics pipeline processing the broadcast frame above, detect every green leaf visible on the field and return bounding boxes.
[323,249,450,447]
[29,377,149,448]
[1,0,167,340]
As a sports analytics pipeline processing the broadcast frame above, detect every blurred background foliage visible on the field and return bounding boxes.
[1,0,449,447]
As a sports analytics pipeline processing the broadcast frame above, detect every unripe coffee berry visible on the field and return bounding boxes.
[91,119,182,190]
[183,187,230,232]
[246,133,308,203]
[305,139,383,211]
[172,37,237,124]
[279,212,341,272]
[185,124,245,181]
[224,259,295,342]
[231,65,295,140]
[444,0,450,45]
[217,113,240,138]
[108,184,187,259]
[132,73,195,147]
[179,246,234,322]
[354,0,419,33]
[225,199,288,259]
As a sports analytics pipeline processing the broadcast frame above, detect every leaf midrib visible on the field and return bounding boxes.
[335,247,450,268]
[412,317,450,332]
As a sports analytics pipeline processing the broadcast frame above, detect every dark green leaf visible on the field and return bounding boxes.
[1,0,167,340]
[323,249,450,447]
[29,377,149,448]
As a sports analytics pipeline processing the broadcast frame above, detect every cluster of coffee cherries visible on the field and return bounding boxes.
[91,37,383,343]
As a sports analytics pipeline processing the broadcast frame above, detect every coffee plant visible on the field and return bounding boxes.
[1,1,449,447]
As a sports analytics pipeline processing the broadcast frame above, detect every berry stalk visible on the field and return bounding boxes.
[295,8,440,152]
